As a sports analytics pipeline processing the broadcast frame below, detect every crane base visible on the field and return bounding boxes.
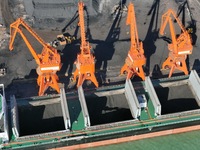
[120,64,145,80]
[162,55,188,78]
[37,74,60,96]
[73,68,99,88]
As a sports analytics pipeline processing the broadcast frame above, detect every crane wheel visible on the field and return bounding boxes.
[164,65,170,69]
[122,70,128,75]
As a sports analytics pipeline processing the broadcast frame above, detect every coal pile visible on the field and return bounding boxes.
[86,94,132,125]
[155,84,199,115]
[18,102,65,136]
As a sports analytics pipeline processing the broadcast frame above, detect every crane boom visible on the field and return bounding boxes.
[10,18,48,49]
[159,9,193,77]
[9,18,40,64]
[160,9,187,36]
[120,2,146,80]
[127,4,139,52]
[9,18,61,96]
[72,2,98,88]
[78,2,86,50]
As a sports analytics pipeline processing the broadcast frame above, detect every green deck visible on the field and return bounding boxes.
[68,99,85,131]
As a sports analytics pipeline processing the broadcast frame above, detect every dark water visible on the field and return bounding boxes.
[87,130,200,150]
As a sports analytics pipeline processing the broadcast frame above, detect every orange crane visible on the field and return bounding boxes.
[72,2,98,87]
[160,9,193,77]
[120,2,146,80]
[9,18,61,96]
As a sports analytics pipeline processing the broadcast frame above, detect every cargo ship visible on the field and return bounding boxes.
[1,0,200,149]
[1,71,200,149]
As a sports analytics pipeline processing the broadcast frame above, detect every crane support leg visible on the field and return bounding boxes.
[88,72,98,87]
[162,53,188,78]
[134,66,145,81]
